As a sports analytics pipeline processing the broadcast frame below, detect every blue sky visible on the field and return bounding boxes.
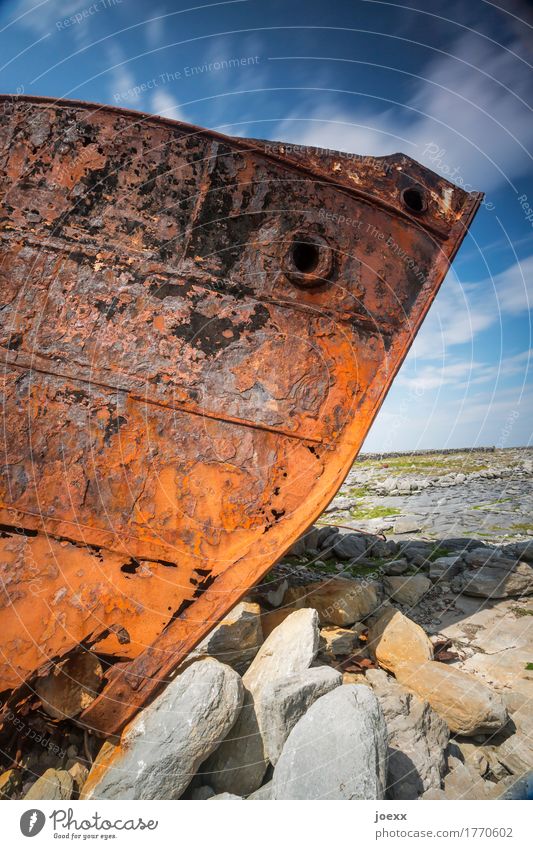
[1,0,531,450]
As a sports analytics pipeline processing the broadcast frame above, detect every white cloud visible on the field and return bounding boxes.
[270,32,533,192]
[151,90,187,122]
[491,254,533,314]
[270,104,414,159]
[397,359,481,393]
[397,349,532,395]
[408,255,533,362]
[364,383,531,451]
[409,32,533,191]
[12,0,103,49]
[105,41,138,106]
[410,281,493,361]
[11,0,75,36]
[145,12,165,49]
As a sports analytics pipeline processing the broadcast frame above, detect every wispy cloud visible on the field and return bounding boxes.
[151,89,187,122]
[12,0,106,49]
[11,0,72,37]
[492,254,533,314]
[271,32,533,192]
[105,41,138,105]
[364,382,531,451]
[410,255,533,361]
[145,11,165,49]
[398,349,532,394]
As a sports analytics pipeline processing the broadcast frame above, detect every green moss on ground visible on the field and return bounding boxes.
[472,498,512,510]
[355,453,489,476]
[513,607,533,618]
[349,504,399,520]
[427,546,452,561]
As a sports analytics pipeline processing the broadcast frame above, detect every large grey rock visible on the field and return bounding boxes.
[452,559,533,598]
[398,541,432,561]
[190,601,263,672]
[440,538,479,553]
[370,539,399,559]
[318,526,341,550]
[366,669,448,799]
[506,541,533,562]
[81,659,243,799]
[24,769,73,800]
[258,666,342,764]
[325,496,353,513]
[272,685,388,799]
[247,780,273,799]
[190,785,215,800]
[384,575,432,607]
[464,547,500,567]
[243,608,320,693]
[262,580,288,609]
[332,533,368,560]
[204,609,319,797]
[381,559,409,576]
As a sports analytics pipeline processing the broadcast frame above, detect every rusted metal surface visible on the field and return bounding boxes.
[0,95,482,736]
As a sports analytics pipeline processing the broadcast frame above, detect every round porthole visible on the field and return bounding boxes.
[283,234,333,288]
[401,186,427,214]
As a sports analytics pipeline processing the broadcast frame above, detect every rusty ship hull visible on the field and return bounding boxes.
[0,96,482,736]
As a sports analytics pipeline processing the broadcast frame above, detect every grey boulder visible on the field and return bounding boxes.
[384,575,432,607]
[381,559,409,576]
[366,668,448,799]
[332,533,368,560]
[452,559,533,598]
[203,609,320,797]
[272,684,388,800]
[247,780,273,799]
[257,666,342,764]
[81,658,243,799]
[209,792,243,800]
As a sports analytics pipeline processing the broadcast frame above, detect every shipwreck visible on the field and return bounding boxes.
[0,95,482,737]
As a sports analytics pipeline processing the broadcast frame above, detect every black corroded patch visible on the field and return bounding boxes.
[171,303,269,356]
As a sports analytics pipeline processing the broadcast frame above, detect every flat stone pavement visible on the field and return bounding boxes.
[325,447,533,543]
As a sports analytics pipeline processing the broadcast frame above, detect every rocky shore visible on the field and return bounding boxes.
[1,448,532,801]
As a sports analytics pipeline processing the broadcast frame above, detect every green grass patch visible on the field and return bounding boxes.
[355,454,489,476]
[525,663,533,671]
[349,486,370,497]
[513,607,533,618]
[427,546,452,561]
[472,498,512,510]
[511,523,533,533]
[349,504,399,520]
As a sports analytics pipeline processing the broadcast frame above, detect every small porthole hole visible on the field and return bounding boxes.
[291,240,320,274]
[402,187,426,213]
